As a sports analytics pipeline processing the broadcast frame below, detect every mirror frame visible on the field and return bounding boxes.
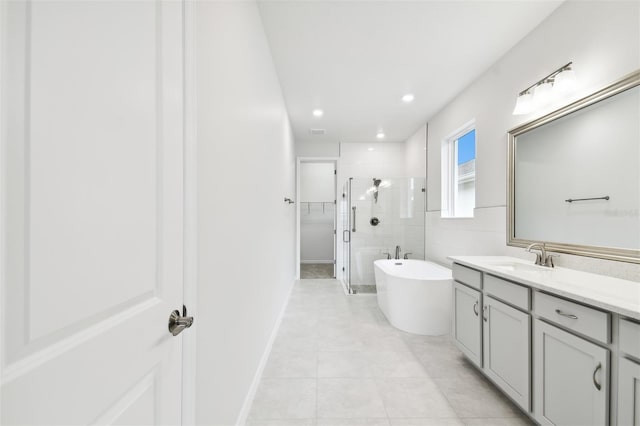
[507,70,640,264]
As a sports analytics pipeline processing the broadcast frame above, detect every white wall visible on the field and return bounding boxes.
[300,163,334,202]
[405,124,427,178]
[195,2,296,424]
[425,0,640,280]
[300,202,335,263]
[296,140,340,157]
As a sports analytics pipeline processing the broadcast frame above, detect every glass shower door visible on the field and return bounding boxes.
[340,179,352,293]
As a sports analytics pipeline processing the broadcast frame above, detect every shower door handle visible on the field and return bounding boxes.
[352,206,356,232]
[343,230,350,243]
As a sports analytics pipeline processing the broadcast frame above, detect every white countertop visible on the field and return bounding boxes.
[448,256,640,320]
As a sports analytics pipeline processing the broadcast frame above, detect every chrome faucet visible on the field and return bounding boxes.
[526,243,546,266]
[395,245,401,260]
[382,252,392,260]
[526,243,558,267]
[403,253,412,259]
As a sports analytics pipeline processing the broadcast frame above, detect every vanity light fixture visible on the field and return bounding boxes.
[312,109,324,117]
[402,94,415,102]
[376,132,385,139]
[512,62,576,115]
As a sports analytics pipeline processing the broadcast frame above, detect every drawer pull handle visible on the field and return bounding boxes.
[593,362,602,391]
[555,309,578,319]
[473,301,479,316]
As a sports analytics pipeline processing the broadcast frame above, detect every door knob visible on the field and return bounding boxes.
[168,305,194,336]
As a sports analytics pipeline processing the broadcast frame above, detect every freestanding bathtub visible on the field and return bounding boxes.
[374,259,453,335]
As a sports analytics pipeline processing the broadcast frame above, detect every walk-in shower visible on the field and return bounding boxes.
[340,177,425,294]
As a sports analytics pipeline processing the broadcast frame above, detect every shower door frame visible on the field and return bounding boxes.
[295,157,339,280]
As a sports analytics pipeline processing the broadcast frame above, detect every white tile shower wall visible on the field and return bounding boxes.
[196,2,296,424]
[425,1,640,281]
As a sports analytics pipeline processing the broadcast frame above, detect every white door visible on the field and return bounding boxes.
[1,1,186,424]
[617,357,640,426]
[483,296,531,411]
[534,319,609,426]
[452,281,482,367]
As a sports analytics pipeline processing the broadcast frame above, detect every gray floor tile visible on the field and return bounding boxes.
[366,351,428,378]
[318,351,372,378]
[433,375,522,419]
[389,419,464,426]
[246,419,317,426]
[249,378,317,420]
[317,419,390,426]
[263,351,318,378]
[463,417,534,426]
[376,377,457,418]
[317,378,387,419]
[247,280,530,425]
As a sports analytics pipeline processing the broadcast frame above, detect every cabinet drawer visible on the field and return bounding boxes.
[452,263,482,290]
[620,318,640,359]
[534,292,610,344]
[484,274,530,311]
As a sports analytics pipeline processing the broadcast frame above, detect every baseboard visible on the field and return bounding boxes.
[235,276,296,426]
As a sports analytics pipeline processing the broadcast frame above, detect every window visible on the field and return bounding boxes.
[442,123,476,218]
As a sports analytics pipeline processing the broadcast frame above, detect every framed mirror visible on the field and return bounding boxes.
[507,70,640,263]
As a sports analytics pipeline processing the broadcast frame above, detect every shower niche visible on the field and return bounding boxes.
[341,177,425,294]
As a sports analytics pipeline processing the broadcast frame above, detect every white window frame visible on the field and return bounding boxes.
[441,119,476,218]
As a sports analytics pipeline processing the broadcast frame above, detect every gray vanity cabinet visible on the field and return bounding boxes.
[534,319,610,426]
[483,296,531,411]
[453,281,482,367]
[618,357,640,426]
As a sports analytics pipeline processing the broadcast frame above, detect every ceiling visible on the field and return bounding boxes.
[257,1,563,144]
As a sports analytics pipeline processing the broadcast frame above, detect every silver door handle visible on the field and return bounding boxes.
[169,306,194,336]
[483,305,488,322]
[593,362,602,390]
[555,309,578,319]
[343,230,350,243]
[351,206,356,232]
[473,301,479,316]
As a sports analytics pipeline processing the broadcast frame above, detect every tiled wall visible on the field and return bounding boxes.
[337,141,426,286]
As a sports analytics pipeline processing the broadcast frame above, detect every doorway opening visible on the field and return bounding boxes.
[296,159,338,279]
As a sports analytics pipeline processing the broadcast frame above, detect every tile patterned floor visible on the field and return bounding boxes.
[247,279,533,426]
[301,264,335,279]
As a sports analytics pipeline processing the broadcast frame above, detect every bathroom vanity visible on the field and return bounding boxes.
[448,255,640,426]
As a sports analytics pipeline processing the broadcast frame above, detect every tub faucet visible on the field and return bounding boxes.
[382,252,392,260]
[403,253,412,259]
[395,245,401,260]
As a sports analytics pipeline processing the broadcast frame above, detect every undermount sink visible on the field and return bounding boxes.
[487,261,550,273]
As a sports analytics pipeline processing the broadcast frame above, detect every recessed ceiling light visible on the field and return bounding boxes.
[376,132,385,139]
[368,147,375,151]
[312,109,323,117]
[402,94,415,103]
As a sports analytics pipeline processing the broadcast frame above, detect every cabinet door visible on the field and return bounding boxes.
[618,357,640,426]
[534,319,609,426]
[453,281,482,367]
[483,297,531,411]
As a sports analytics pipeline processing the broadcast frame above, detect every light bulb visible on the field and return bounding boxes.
[553,68,576,94]
[512,92,533,115]
[532,81,553,109]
